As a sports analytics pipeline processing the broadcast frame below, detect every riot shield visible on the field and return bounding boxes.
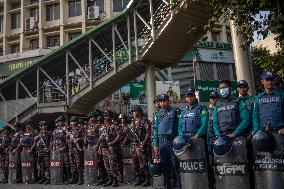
[21,151,35,184]
[0,157,4,182]
[84,147,98,185]
[214,136,250,189]
[254,134,284,189]
[8,152,19,184]
[50,151,64,185]
[122,145,136,184]
[178,139,208,189]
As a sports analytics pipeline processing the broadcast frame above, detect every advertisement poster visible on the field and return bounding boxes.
[156,81,181,104]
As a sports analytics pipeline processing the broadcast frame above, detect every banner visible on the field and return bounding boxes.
[156,81,181,104]
[192,80,237,102]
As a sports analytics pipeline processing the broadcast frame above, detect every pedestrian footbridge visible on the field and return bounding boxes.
[0,0,209,123]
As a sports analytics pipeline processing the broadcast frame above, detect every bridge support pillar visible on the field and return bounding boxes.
[145,64,156,121]
[229,20,255,95]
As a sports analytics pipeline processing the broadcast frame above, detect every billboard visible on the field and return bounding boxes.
[156,81,181,104]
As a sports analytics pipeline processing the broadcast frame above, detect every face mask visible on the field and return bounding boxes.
[219,88,230,97]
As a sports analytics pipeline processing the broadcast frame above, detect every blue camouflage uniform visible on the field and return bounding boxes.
[253,89,284,132]
[153,104,180,189]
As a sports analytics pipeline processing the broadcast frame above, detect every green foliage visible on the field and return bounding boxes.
[251,47,284,92]
[204,0,284,47]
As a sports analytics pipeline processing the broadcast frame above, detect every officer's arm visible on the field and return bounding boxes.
[233,102,250,136]
[153,112,159,147]
[143,120,151,145]
[212,107,220,135]
[178,111,183,136]
[197,107,209,137]
[252,96,260,133]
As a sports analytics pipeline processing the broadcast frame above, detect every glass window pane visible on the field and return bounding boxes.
[96,0,104,13]
[11,13,20,29]
[113,0,123,12]
[76,0,81,16]
[54,4,60,20]
[46,5,52,21]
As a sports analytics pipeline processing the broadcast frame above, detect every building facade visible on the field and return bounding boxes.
[0,0,130,67]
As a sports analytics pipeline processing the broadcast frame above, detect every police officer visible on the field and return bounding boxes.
[253,71,284,134]
[13,119,38,184]
[34,121,52,185]
[252,71,284,188]
[51,116,70,184]
[207,91,219,188]
[8,122,23,183]
[66,116,84,185]
[0,126,11,183]
[98,110,121,187]
[212,80,250,138]
[124,105,151,187]
[153,94,181,189]
[178,88,208,139]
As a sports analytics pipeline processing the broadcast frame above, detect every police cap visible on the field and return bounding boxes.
[261,71,275,80]
[132,105,142,112]
[103,110,113,117]
[88,112,96,118]
[159,94,169,101]
[13,122,22,128]
[237,80,248,87]
[39,120,47,126]
[24,119,33,125]
[153,95,160,102]
[185,87,195,95]
[70,116,78,122]
[209,91,219,98]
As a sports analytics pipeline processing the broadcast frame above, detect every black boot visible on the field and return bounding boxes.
[65,174,76,185]
[43,179,50,185]
[142,174,151,187]
[77,171,84,185]
[112,177,119,187]
[134,171,142,186]
[103,175,113,187]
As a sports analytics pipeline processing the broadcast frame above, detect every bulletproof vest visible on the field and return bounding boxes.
[157,107,176,135]
[0,134,11,148]
[22,132,34,147]
[131,119,148,142]
[36,132,51,153]
[258,93,284,128]
[181,105,201,136]
[240,96,254,121]
[11,132,21,147]
[208,108,215,142]
[217,98,240,132]
[53,129,65,150]
[86,126,98,145]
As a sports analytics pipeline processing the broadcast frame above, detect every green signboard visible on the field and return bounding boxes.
[192,80,238,102]
[195,41,232,50]
[0,58,38,77]
[129,81,146,99]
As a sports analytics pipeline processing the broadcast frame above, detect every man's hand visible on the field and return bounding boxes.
[278,128,284,135]
[227,133,236,138]
[153,146,159,155]
[191,134,199,142]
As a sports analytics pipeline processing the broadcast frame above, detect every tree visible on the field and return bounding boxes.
[251,47,284,93]
[202,0,284,47]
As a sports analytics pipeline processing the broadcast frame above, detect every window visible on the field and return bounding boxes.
[0,16,3,32]
[69,32,81,41]
[95,0,104,13]
[227,32,232,43]
[68,0,81,17]
[11,44,20,54]
[47,35,60,47]
[113,0,130,12]
[30,39,39,50]
[0,6,3,13]
[0,48,3,56]
[211,31,220,42]
[11,13,21,29]
[30,8,38,19]
[11,2,21,10]
[46,4,60,21]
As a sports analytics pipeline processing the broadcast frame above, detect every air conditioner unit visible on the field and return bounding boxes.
[25,18,30,31]
[30,17,35,29]
[88,6,99,20]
